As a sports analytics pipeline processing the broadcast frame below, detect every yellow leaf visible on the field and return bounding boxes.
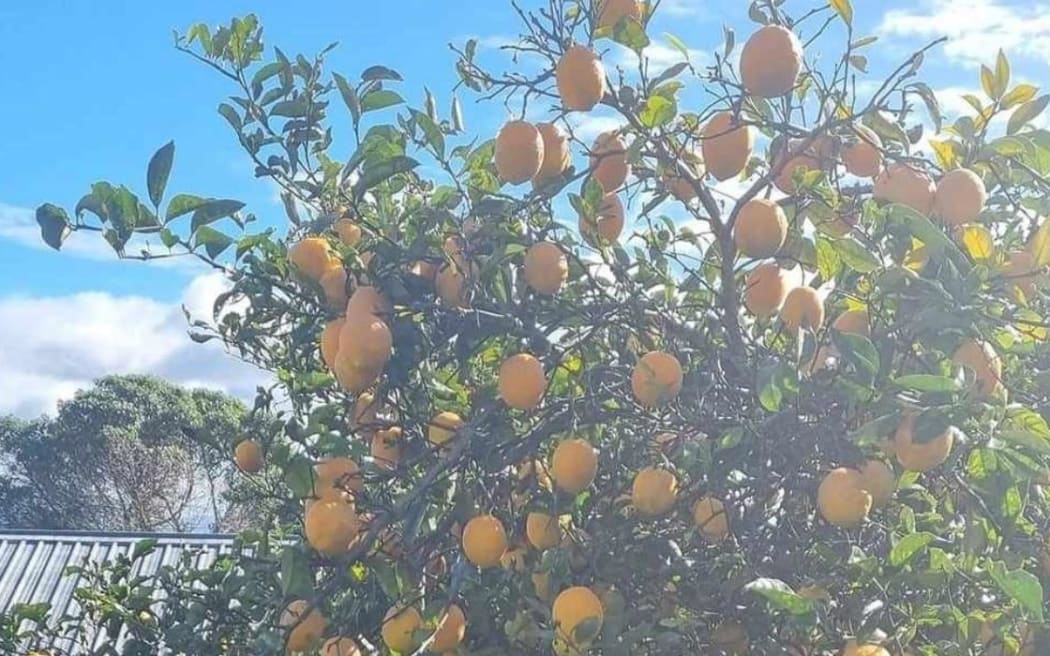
[1016,308,1048,342]
[1002,84,1039,109]
[962,225,995,261]
[829,0,853,26]
[1028,218,1050,267]
[929,139,958,171]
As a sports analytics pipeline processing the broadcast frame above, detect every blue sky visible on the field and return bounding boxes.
[0,0,1044,416]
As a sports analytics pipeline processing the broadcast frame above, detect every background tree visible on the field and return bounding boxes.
[17,0,1050,654]
[0,374,254,532]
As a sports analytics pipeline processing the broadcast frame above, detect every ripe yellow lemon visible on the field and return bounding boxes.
[534,122,572,185]
[552,586,604,645]
[692,497,729,541]
[498,353,547,410]
[314,457,364,499]
[952,337,1003,398]
[817,467,872,527]
[843,125,882,178]
[934,168,986,226]
[551,438,599,494]
[428,411,464,447]
[320,319,344,371]
[280,600,328,653]
[321,636,362,656]
[495,120,545,185]
[526,512,564,551]
[842,640,890,656]
[774,151,821,194]
[632,467,678,516]
[333,354,382,394]
[462,514,509,568]
[436,261,477,308]
[319,264,349,311]
[744,262,790,318]
[894,414,954,472]
[702,111,754,181]
[346,285,391,320]
[430,604,467,652]
[858,459,895,508]
[556,46,607,111]
[579,192,625,247]
[234,439,264,473]
[661,142,706,202]
[740,25,803,97]
[381,605,423,654]
[338,314,393,371]
[370,426,402,470]
[289,237,337,281]
[333,218,362,247]
[631,351,684,406]
[832,309,870,337]
[734,199,787,258]
[305,498,359,556]
[589,131,630,192]
[501,545,528,572]
[780,287,825,334]
[595,0,642,30]
[524,241,569,295]
[874,163,935,215]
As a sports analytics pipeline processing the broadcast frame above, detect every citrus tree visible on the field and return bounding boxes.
[25,0,1050,654]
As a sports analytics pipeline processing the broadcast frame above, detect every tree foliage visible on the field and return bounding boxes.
[15,0,1050,654]
[0,374,249,532]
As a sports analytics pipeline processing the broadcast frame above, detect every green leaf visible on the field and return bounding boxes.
[361,65,403,82]
[217,103,241,131]
[639,95,676,128]
[146,141,175,207]
[35,203,71,251]
[190,199,245,234]
[283,457,315,498]
[815,236,842,280]
[848,55,868,73]
[833,331,880,380]
[360,89,404,113]
[892,374,961,393]
[909,83,943,133]
[352,156,419,200]
[132,538,158,560]
[451,95,465,133]
[994,49,1010,98]
[829,0,853,25]
[1008,95,1050,135]
[193,226,234,259]
[271,99,310,118]
[834,237,880,273]
[722,25,735,60]
[889,532,935,567]
[166,194,209,222]
[862,111,909,147]
[757,366,783,412]
[998,430,1050,457]
[980,65,998,100]
[664,33,691,60]
[988,561,1045,622]
[745,578,813,615]
[279,547,313,598]
[411,110,445,159]
[333,72,362,125]
[159,228,179,249]
[613,18,650,52]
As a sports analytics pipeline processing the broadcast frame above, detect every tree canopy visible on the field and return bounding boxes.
[0,374,248,532]
[13,0,1050,654]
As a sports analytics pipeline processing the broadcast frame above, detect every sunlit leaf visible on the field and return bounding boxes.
[829,0,853,25]
[961,225,994,261]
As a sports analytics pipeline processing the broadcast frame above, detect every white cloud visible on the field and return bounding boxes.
[565,113,624,143]
[0,272,270,418]
[616,39,708,72]
[657,0,702,17]
[880,0,1050,65]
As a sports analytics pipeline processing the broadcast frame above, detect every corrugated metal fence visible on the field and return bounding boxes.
[0,529,234,654]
